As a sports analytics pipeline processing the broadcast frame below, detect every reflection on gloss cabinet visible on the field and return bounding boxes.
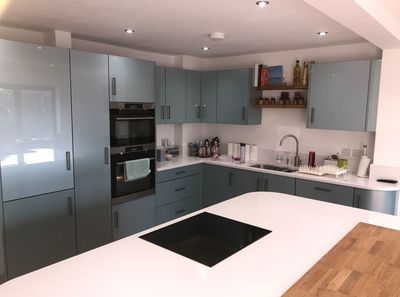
[0,39,74,201]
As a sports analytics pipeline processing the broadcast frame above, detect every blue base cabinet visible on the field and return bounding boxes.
[203,164,234,207]
[112,195,156,241]
[263,173,295,195]
[234,169,263,196]
[295,179,354,206]
[354,189,397,215]
[3,189,77,279]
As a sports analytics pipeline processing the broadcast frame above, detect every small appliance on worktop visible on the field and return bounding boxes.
[140,212,271,267]
[109,102,156,205]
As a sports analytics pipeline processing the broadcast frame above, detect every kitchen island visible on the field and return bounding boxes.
[1,192,400,297]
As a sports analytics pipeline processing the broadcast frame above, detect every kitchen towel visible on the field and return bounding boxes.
[357,156,371,178]
[124,158,151,182]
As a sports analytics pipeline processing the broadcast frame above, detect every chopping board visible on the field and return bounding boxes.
[283,223,400,297]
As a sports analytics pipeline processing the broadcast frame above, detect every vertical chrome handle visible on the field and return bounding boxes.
[67,196,73,216]
[264,179,269,191]
[111,78,117,95]
[310,108,315,124]
[114,211,119,228]
[104,147,109,165]
[66,151,71,171]
[228,172,233,186]
[242,107,246,122]
[167,105,171,119]
[161,105,165,119]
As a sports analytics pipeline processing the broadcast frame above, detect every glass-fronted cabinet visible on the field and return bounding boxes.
[0,39,74,201]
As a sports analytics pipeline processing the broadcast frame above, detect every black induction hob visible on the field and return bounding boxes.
[139,212,272,267]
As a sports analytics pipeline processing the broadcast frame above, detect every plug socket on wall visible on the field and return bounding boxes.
[341,148,351,158]
[351,149,363,158]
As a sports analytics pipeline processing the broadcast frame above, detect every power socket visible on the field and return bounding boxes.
[351,149,363,158]
[341,148,351,158]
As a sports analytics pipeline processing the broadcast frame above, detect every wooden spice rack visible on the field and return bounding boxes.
[256,104,307,109]
[258,85,308,91]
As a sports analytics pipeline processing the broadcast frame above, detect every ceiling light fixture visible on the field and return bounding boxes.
[256,1,269,7]
[202,47,209,51]
[124,28,134,34]
[318,31,328,36]
[37,46,43,50]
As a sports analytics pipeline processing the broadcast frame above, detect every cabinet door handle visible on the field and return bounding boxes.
[167,105,171,119]
[257,177,261,191]
[104,147,109,165]
[66,151,71,171]
[314,187,331,192]
[228,172,233,186]
[264,179,269,191]
[111,78,117,95]
[114,211,119,228]
[175,171,186,175]
[174,209,186,215]
[310,108,315,124]
[161,105,165,120]
[196,105,201,119]
[242,107,246,122]
[174,187,186,192]
[67,196,73,216]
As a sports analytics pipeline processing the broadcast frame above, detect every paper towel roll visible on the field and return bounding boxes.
[245,144,251,162]
[250,145,258,162]
[357,156,371,178]
[233,143,240,160]
[227,143,234,157]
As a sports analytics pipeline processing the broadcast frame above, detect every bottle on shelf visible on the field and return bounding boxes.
[293,60,302,86]
[302,61,309,86]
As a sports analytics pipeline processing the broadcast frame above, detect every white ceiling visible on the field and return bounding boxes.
[0,0,364,57]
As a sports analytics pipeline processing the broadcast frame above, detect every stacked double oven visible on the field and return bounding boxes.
[109,102,155,205]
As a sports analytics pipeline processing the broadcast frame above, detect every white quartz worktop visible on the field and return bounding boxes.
[157,156,400,191]
[1,192,400,297]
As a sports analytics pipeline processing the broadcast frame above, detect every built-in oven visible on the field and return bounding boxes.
[110,102,156,205]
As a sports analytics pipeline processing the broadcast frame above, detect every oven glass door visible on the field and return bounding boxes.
[111,149,155,198]
[111,117,155,147]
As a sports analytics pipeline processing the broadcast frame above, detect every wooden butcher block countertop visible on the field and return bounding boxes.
[283,222,400,297]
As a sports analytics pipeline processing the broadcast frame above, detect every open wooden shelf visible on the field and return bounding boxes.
[256,104,307,109]
[258,85,308,91]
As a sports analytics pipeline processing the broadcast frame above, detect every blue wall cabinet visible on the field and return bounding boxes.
[307,60,371,131]
[200,71,218,123]
[0,40,74,202]
[263,174,296,195]
[3,189,77,279]
[109,55,155,102]
[217,69,261,125]
[165,68,187,124]
[70,50,112,253]
[354,189,397,215]
[234,169,263,196]
[295,179,354,206]
[112,195,156,241]
[186,71,201,123]
[203,164,235,207]
[366,60,381,132]
[155,66,166,124]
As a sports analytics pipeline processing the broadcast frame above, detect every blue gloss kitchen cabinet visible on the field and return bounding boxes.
[217,69,261,125]
[354,188,397,215]
[112,195,156,241]
[156,164,202,224]
[70,50,112,253]
[234,169,263,196]
[203,164,235,207]
[263,173,296,195]
[3,189,77,279]
[307,60,381,131]
[109,55,155,102]
[156,67,187,124]
[186,71,202,123]
[0,40,74,202]
[200,71,218,123]
[295,179,354,207]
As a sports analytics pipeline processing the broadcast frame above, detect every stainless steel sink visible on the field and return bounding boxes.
[249,164,297,173]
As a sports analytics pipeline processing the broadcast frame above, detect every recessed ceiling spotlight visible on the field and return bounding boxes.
[37,46,43,50]
[202,46,210,51]
[124,28,134,34]
[256,1,269,7]
[318,31,328,36]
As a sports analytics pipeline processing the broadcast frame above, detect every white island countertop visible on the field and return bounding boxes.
[1,192,400,297]
[157,156,400,191]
